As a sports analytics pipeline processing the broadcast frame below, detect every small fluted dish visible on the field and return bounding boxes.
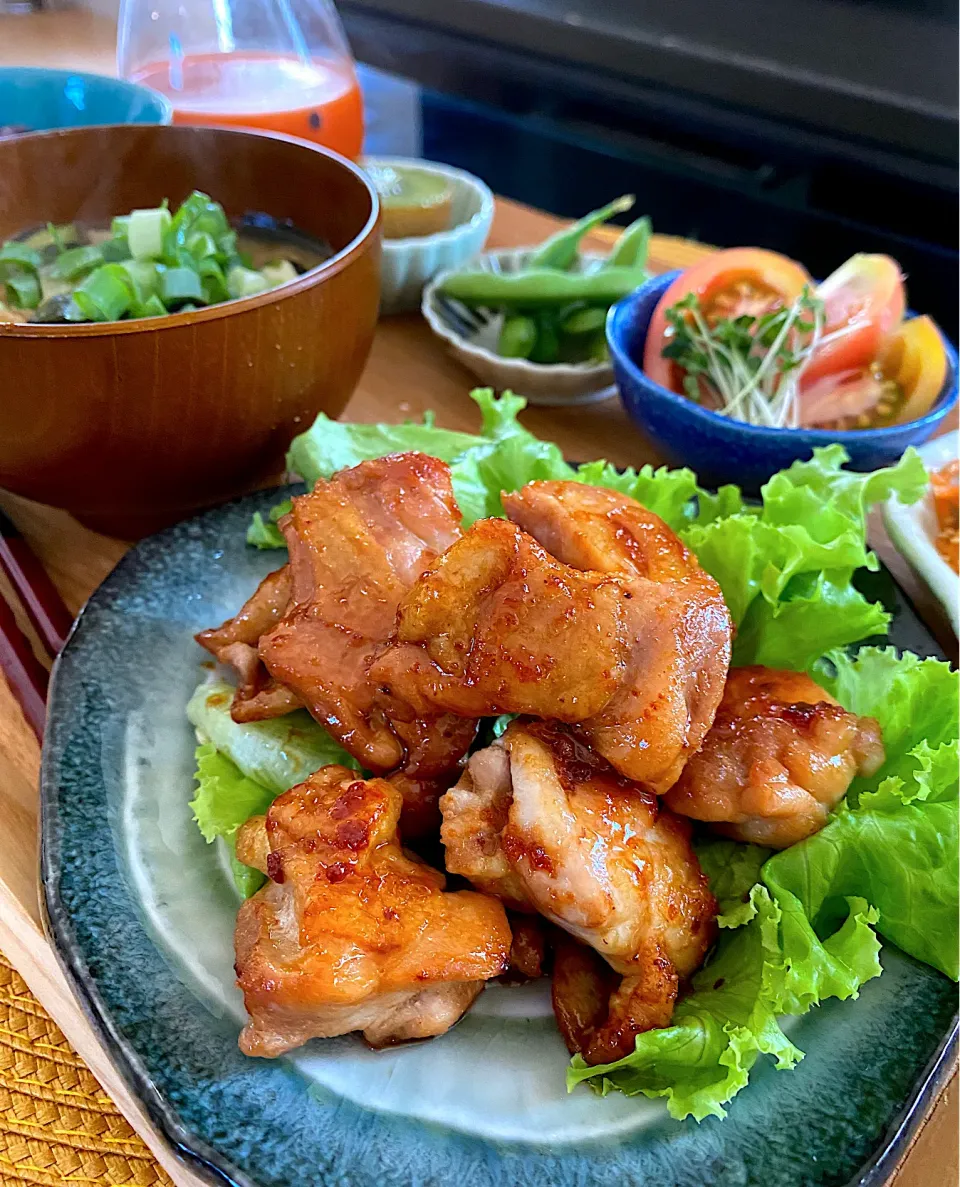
[422,248,617,406]
[369,157,494,315]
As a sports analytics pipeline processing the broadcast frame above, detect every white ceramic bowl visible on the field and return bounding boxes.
[368,156,495,315]
[882,431,958,634]
[421,248,617,407]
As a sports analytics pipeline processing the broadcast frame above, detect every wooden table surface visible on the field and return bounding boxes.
[0,8,955,1185]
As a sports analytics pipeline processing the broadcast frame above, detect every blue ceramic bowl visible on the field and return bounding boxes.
[608,270,959,492]
[0,67,171,134]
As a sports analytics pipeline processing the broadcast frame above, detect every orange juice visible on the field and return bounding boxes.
[131,52,364,159]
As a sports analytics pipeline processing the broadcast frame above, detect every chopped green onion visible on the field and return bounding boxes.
[197,257,229,304]
[120,258,160,302]
[217,229,238,257]
[72,264,135,322]
[100,236,132,263]
[185,230,218,261]
[227,265,270,300]
[111,215,130,238]
[261,259,298,288]
[50,243,104,281]
[132,294,167,318]
[159,266,204,306]
[4,271,41,309]
[0,241,41,275]
[128,206,173,260]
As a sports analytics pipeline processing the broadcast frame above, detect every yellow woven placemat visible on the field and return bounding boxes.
[0,950,172,1187]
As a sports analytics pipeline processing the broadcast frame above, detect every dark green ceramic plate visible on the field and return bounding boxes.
[41,486,957,1187]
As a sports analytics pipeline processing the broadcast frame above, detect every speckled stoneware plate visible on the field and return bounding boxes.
[41,486,957,1187]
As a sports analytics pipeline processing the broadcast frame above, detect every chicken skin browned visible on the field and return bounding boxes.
[258,453,477,777]
[502,479,699,582]
[440,720,717,1061]
[664,666,885,848]
[504,481,732,790]
[375,484,732,792]
[234,766,511,1057]
[196,566,302,723]
[374,518,630,723]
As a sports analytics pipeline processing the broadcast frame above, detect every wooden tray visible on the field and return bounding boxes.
[0,198,954,1186]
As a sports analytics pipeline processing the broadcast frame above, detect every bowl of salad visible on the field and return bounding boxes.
[608,249,957,490]
[0,123,381,536]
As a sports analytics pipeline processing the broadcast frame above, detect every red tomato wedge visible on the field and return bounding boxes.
[801,254,906,389]
[643,248,812,390]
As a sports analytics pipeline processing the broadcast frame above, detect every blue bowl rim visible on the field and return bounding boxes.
[0,64,173,124]
[607,269,959,443]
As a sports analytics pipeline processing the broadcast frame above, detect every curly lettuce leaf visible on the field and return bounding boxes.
[190,743,274,897]
[568,881,879,1121]
[680,446,926,667]
[574,459,743,534]
[451,390,574,525]
[187,679,359,794]
[288,410,478,488]
[568,877,881,1121]
[247,497,293,549]
[695,838,771,927]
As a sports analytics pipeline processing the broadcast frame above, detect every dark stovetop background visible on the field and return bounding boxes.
[347,0,958,332]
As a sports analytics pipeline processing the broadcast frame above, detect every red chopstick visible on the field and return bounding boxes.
[0,509,73,657]
[0,509,74,741]
[0,592,48,741]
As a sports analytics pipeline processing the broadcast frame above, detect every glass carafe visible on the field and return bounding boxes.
[118,0,363,159]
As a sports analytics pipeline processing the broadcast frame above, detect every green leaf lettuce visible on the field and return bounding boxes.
[187,680,360,894]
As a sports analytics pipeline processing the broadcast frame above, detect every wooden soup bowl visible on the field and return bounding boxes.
[0,124,381,536]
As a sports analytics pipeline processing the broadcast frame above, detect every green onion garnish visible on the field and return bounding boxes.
[227,265,270,300]
[159,266,205,306]
[72,264,135,322]
[50,243,104,281]
[128,206,173,260]
[0,241,41,276]
[4,270,41,309]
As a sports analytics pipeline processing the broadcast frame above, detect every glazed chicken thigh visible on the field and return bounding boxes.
[664,666,885,848]
[196,565,302,722]
[258,452,477,777]
[440,720,717,1062]
[375,483,732,793]
[503,481,732,791]
[373,518,630,723]
[234,766,511,1057]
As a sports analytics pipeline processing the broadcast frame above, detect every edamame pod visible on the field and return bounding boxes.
[440,266,648,308]
[527,195,634,271]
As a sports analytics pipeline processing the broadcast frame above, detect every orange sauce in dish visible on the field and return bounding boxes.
[930,459,959,573]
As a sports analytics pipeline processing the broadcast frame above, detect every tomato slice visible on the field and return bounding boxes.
[799,366,903,429]
[643,248,812,391]
[882,315,949,425]
[801,254,905,388]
